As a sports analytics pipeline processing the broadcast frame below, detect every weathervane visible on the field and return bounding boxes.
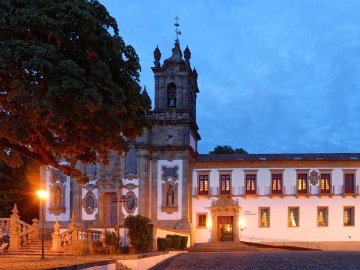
[174,16,181,44]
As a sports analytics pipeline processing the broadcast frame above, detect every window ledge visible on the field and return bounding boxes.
[342,193,358,198]
[295,193,310,198]
[243,194,259,199]
[269,193,284,199]
[319,193,333,198]
[195,194,212,199]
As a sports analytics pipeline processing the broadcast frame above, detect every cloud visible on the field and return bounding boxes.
[101,0,360,154]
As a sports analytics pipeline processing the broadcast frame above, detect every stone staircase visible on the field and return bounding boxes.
[187,241,259,252]
[6,228,72,256]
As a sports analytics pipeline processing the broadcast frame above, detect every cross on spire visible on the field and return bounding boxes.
[174,16,181,44]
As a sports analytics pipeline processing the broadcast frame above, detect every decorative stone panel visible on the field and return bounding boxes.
[161,165,179,181]
[49,169,66,215]
[124,191,138,215]
[82,190,98,215]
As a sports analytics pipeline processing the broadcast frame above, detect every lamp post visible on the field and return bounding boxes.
[36,190,48,259]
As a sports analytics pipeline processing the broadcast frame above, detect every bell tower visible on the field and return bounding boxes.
[151,17,200,151]
[148,17,200,231]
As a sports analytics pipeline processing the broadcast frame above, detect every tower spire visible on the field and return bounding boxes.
[174,16,181,44]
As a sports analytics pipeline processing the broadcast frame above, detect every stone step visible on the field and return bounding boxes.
[188,241,259,252]
[5,251,73,256]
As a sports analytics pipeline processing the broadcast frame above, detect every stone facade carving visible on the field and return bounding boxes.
[161,165,179,181]
[99,152,121,182]
[82,190,98,215]
[124,191,138,215]
[161,165,180,214]
[211,197,239,208]
[123,183,138,190]
[309,170,320,186]
[161,182,179,214]
[49,169,66,215]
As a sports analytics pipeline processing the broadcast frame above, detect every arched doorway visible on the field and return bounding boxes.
[103,193,117,226]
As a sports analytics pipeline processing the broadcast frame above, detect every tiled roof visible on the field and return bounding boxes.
[194,153,360,162]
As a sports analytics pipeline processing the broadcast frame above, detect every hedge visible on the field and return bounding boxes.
[157,237,171,251]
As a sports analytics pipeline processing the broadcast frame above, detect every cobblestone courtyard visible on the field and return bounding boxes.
[150,251,360,270]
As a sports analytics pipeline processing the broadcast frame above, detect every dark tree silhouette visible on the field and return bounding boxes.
[209,145,248,154]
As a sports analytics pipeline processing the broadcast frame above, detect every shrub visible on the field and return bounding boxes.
[124,215,153,253]
[166,234,182,249]
[103,229,121,254]
[157,237,171,251]
[179,236,189,249]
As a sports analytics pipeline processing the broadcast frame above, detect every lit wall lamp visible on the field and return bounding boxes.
[239,220,246,231]
[206,218,212,231]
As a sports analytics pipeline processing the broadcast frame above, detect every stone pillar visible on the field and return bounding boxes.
[234,209,239,242]
[151,156,159,223]
[8,204,20,251]
[211,209,217,243]
[175,156,191,231]
[69,211,78,243]
[138,148,150,217]
[31,218,40,240]
[51,217,62,251]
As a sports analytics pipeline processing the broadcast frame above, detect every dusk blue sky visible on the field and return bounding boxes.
[100,0,360,154]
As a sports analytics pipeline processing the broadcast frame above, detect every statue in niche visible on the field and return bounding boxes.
[55,187,62,208]
[166,185,175,206]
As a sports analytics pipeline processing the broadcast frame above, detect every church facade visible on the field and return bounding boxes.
[40,39,360,249]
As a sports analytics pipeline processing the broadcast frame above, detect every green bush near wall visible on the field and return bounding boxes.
[179,236,189,249]
[157,235,188,251]
[157,237,171,251]
[166,234,182,249]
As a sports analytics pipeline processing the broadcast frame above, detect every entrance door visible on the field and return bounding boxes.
[104,193,117,226]
[218,216,233,241]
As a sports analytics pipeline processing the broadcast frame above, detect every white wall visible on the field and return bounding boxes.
[192,167,360,243]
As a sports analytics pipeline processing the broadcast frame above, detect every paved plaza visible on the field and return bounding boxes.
[150,251,360,270]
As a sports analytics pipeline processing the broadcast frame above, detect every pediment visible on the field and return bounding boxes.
[211,196,239,208]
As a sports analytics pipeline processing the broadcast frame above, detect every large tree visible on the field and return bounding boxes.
[0,0,151,184]
[209,145,248,154]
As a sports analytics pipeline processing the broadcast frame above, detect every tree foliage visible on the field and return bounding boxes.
[0,0,151,184]
[209,145,248,154]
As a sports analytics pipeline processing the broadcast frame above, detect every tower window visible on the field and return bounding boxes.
[167,83,176,107]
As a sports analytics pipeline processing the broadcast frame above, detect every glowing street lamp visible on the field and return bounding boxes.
[36,190,48,259]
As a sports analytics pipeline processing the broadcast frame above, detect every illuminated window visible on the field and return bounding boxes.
[297,174,307,194]
[288,207,299,227]
[272,174,282,194]
[198,175,209,195]
[317,207,328,227]
[246,174,256,194]
[320,174,331,193]
[259,207,270,227]
[220,175,231,195]
[344,207,355,226]
[197,213,207,229]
